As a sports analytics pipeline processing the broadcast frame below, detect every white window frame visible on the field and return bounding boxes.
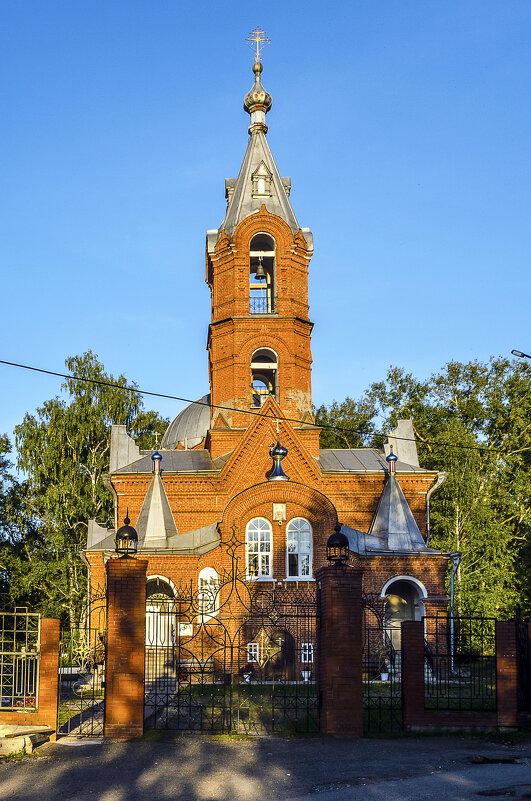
[286,518,313,580]
[246,517,273,579]
[197,567,219,621]
[247,642,259,663]
[301,642,314,664]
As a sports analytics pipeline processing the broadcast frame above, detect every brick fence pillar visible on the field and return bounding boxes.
[496,621,519,728]
[38,619,60,737]
[316,564,363,736]
[104,556,148,739]
[401,620,425,730]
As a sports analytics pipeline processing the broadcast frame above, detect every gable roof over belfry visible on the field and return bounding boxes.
[220,130,299,238]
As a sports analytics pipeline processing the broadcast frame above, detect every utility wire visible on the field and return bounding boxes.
[0,358,494,453]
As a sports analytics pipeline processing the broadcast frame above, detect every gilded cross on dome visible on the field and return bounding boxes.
[247,27,270,63]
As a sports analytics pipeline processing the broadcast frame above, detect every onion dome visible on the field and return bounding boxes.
[161,395,211,450]
[244,62,272,134]
[151,450,162,473]
[268,438,289,481]
[386,450,398,474]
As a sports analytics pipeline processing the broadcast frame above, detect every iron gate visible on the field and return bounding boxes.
[58,601,106,737]
[144,567,318,735]
[0,610,40,711]
[362,600,402,735]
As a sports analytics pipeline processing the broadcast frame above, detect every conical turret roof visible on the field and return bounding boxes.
[368,474,430,552]
[136,466,178,550]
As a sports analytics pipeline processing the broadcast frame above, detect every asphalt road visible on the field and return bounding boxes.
[0,735,529,801]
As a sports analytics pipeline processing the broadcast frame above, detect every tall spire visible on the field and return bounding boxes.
[214,31,300,240]
[244,28,272,134]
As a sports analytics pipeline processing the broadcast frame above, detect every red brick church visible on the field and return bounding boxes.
[84,55,450,654]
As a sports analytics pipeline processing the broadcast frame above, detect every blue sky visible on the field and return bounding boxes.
[1,1,530,443]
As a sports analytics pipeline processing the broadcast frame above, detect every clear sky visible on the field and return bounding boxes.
[1,1,530,442]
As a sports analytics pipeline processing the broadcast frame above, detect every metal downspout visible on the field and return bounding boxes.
[426,471,447,546]
[449,551,462,673]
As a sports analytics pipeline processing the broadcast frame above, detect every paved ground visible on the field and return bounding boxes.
[0,734,529,801]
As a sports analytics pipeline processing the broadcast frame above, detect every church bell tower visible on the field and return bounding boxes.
[205,39,316,458]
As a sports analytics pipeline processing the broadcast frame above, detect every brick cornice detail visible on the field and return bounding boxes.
[221,480,338,529]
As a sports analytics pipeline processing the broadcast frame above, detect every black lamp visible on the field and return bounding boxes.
[115,512,138,556]
[326,524,349,565]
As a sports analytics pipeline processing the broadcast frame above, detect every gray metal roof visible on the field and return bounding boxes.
[367,474,430,552]
[114,447,426,476]
[161,395,211,450]
[218,130,300,239]
[114,448,230,475]
[318,449,428,473]
[84,521,220,555]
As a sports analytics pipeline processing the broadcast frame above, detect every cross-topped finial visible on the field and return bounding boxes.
[247,27,270,63]
[153,430,161,449]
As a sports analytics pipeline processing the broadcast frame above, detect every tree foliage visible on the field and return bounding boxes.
[3,352,168,623]
[315,358,531,617]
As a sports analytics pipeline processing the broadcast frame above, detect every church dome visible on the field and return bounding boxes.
[161,394,211,449]
[243,62,272,115]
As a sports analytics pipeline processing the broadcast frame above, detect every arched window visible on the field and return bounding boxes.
[251,348,277,407]
[246,517,272,579]
[198,567,219,620]
[249,233,275,314]
[286,518,312,579]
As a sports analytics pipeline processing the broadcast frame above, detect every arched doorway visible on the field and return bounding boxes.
[146,576,176,649]
[382,577,427,650]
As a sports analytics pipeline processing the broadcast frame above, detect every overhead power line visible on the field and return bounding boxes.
[0,358,493,453]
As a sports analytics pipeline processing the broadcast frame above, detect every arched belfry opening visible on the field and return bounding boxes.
[249,233,275,314]
[251,347,277,407]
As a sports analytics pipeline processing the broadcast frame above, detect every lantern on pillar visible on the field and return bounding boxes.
[326,524,349,565]
[115,512,138,556]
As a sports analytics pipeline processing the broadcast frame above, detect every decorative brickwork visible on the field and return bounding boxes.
[317,565,363,736]
[104,557,148,739]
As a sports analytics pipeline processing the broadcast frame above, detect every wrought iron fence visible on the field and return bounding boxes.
[362,599,403,736]
[58,625,106,736]
[144,565,318,735]
[423,615,496,712]
[0,610,40,711]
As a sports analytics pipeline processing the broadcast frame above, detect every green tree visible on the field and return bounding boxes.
[10,352,168,623]
[314,395,377,449]
[316,358,531,617]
